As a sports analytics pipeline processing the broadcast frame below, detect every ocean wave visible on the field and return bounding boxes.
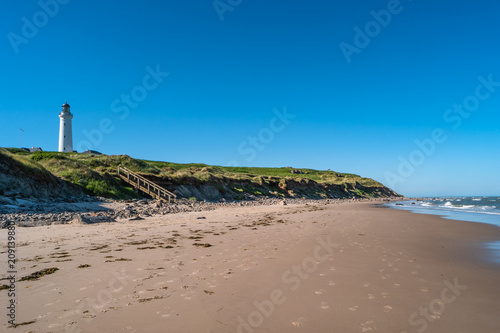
[387,198,500,225]
[396,200,498,212]
[478,205,496,210]
[480,211,500,216]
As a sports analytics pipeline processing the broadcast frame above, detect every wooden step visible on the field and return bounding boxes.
[117,166,176,203]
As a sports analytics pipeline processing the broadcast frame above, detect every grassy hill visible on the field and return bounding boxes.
[0,148,401,201]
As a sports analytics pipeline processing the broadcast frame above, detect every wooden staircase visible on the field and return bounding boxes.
[117,166,176,203]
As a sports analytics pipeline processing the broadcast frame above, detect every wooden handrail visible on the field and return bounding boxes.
[117,166,176,202]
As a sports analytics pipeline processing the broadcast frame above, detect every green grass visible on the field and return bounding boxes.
[141,161,381,186]
[35,154,139,199]
[5,148,31,155]
[0,148,59,186]
[31,151,69,161]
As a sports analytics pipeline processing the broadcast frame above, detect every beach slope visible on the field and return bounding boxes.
[1,202,499,332]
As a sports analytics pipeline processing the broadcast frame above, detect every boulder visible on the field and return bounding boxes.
[70,215,116,224]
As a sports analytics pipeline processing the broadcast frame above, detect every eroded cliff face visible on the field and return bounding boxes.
[0,151,84,201]
[143,174,402,202]
[0,148,401,204]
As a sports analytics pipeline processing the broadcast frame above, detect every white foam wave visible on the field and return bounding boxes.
[478,205,496,210]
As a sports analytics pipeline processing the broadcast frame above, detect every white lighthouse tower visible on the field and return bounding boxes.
[58,102,73,152]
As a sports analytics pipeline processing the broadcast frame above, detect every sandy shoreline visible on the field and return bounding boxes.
[0,197,397,227]
[1,201,499,332]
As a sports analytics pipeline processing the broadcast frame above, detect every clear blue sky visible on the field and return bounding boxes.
[1,0,499,197]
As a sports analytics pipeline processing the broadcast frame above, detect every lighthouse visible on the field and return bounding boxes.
[58,102,73,152]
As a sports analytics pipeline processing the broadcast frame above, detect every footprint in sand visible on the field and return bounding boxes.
[420,287,429,292]
[328,281,336,286]
[361,320,377,332]
[43,300,61,307]
[381,292,390,299]
[363,283,370,288]
[48,323,63,329]
[349,305,359,311]
[181,291,192,300]
[411,271,419,275]
[393,283,400,288]
[291,317,305,327]
[383,305,392,313]
[368,294,375,300]
[320,302,330,310]
[158,306,173,318]
[315,289,326,295]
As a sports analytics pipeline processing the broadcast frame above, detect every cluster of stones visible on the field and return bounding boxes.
[0,196,398,228]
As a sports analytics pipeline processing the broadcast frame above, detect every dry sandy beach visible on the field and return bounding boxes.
[1,201,500,333]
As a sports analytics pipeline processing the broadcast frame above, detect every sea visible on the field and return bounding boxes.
[386,196,500,264]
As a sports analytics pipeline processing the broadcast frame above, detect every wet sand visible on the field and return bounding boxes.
[1,201,499,332]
